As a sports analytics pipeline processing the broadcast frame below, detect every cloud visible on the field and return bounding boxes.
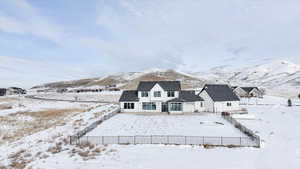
[1,0,300,87]
[0,0,62,43]
[0,55,101,88]
[95,0,300,70]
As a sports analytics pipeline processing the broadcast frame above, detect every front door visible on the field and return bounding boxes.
[162,103,168,112]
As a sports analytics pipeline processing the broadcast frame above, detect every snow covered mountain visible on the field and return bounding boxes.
[197,60,300,97]
[32,69,207,90]
[32,60,300,98]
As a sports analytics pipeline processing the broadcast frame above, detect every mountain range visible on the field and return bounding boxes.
[32,60,300,98]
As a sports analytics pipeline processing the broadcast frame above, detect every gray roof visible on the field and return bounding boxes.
[241,87,259,94]
[201,84,240,102]
[167,90,204,102]
[119,90,139,102]
[137,81,181,91]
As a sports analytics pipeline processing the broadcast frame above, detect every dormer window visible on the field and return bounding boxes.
[154,91,161,97]
[167,91,175,97]
[141,91,148,97]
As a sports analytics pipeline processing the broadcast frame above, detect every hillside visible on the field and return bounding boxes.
[197,60,300,98]
[32,69,207,90]
[32,60,300,98]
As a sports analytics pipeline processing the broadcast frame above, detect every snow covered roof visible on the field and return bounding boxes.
[167,90,204,102]
[201,84,240,102]
[137,81,181,91]
[119,90,139,102]
[241,87,260,94]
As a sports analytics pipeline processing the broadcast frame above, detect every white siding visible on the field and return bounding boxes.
[120,102,140,113]
[199,90,214,112]
[233,87,247,97]
[138,84,178,102]
[249,88,263,98]
[199,90,241,113]
[183,102,195,112]
[213,101,240,112]
[195,101,205,112]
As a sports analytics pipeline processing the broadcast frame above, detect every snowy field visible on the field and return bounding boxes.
[240,95,300,105]
[32,91,122,102]
[1,94,300,169]
[0,95,96,116]
[87,114,244,137]
[0,95,119,168]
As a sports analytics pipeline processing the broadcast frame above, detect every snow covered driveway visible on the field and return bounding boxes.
[87,113,245,137]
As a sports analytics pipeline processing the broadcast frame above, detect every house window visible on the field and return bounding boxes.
[142,102,156,110]
[141,91,148,97]
[124,103,135,109]
[167,91,175,97]
[200,102,203,107]
[227,102,232,107]
[170,103,182,111]
[154,91,161,97]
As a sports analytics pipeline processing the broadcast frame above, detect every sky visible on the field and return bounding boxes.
[1,0,300,88]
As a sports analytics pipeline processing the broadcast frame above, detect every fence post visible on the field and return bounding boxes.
[240,137,242,146]
[202,136,205,145]
[185,136,187,145]
[118,136,120,144]
[102,136,104,144]
[221,137,223,145]
[151,135,152,144]
[134,136,136,145]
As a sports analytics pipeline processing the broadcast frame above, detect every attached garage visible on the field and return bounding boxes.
[199,84,241,113]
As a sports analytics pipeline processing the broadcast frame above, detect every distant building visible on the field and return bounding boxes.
[0,88,7,96]
[233,87,263,98]
[6,87,26,95]
[199,84,241,113]
[56,88,68,93]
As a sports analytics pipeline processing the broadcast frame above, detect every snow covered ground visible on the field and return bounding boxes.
[32,91,122,102]
[240,95,300,105]
[1,94,300,169]
[87,113,244,137]
[0,95,96,116]
[0,95,119,168]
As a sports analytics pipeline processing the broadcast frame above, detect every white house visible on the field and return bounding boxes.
[119,81,204,114]
[233,86,263,98]
[199,84,241,113]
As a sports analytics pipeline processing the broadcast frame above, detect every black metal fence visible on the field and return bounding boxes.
[222,115,260,148]
[70,108,120,143]
[70,135,258,147]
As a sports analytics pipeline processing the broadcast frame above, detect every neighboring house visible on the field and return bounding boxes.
[56,88,68,93]
[199,84,241,113]
[6,87,26,95]
[119,81,204,114]
[242,87,263,98]
[233,87,263,98]
[232,86,248,98]
[0,88,7,96]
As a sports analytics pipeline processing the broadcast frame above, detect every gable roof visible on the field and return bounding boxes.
[200,84,240,102]
[167,90,204,102]
[231,86,238,90]
[137,81,181,91]
[119,90,139,102]
[241,87,259,94]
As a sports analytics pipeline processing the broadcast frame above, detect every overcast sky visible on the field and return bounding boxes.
[1,0,300,88]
